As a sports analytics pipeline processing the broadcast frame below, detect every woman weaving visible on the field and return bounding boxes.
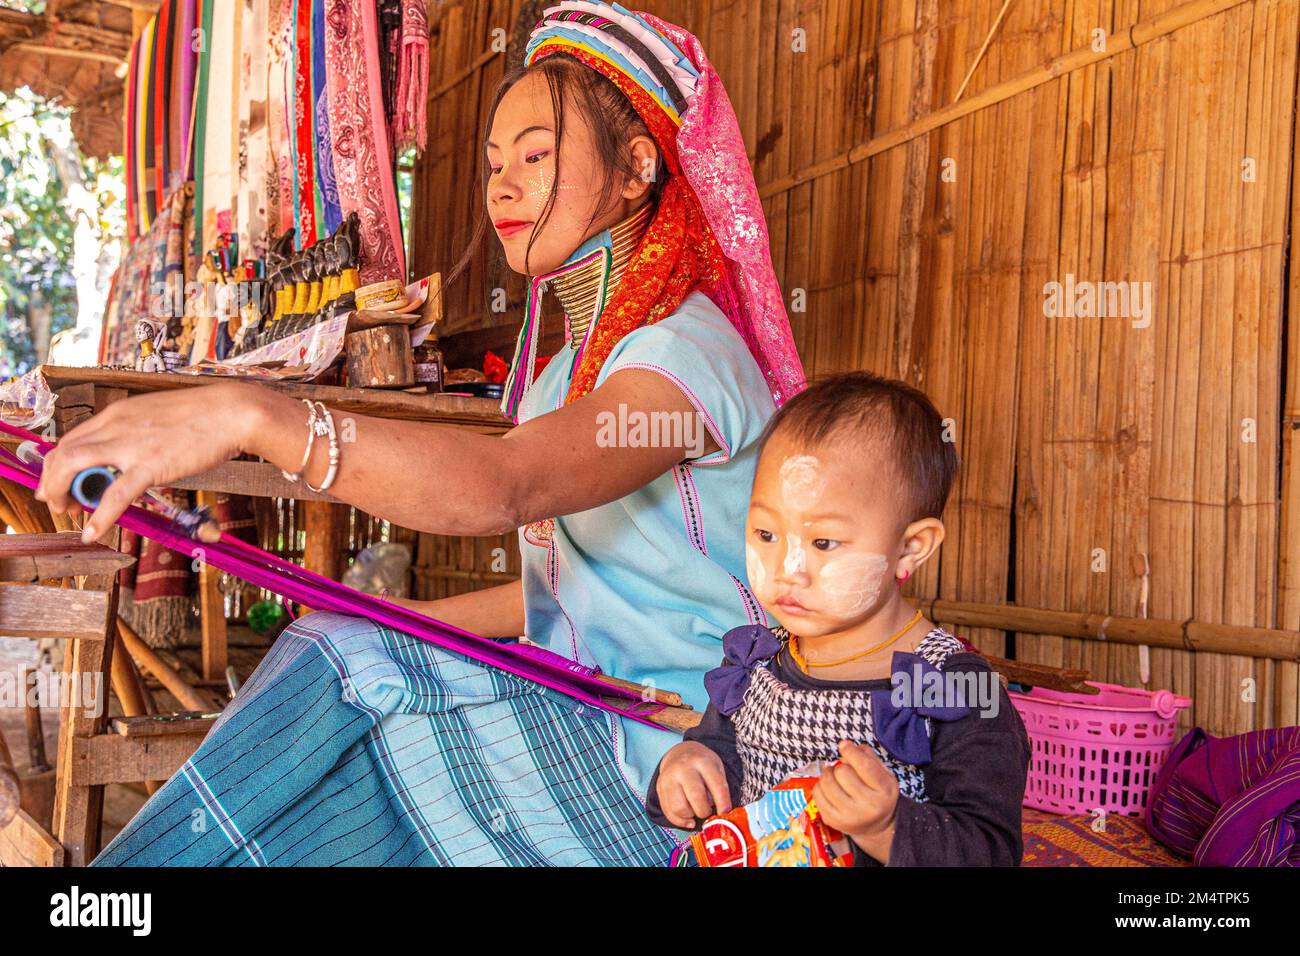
[38,4,804,866]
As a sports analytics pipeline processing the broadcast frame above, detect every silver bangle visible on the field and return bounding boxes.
[304,401,340,493]
[280,399,319,483]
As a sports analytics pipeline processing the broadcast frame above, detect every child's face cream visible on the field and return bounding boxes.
[746,432,905,639]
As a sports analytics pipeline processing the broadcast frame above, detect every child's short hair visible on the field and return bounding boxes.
[759,372,960,523]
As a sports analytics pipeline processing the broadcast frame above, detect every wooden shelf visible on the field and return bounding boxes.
[38,365,511,433]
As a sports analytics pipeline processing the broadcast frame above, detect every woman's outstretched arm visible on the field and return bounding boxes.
[36,368,719,542]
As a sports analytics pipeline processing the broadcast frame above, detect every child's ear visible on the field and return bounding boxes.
[622,135,659,201]
[896,517,945,581]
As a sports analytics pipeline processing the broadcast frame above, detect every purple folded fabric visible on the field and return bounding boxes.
[1146,725,1300,866]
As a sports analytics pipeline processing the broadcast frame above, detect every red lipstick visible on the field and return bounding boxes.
[494,219,532,238]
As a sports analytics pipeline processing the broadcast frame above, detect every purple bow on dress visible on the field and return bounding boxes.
[704,625,782,716]
[869,652,971,766]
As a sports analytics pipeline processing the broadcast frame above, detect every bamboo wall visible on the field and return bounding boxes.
[408,0,1300,736]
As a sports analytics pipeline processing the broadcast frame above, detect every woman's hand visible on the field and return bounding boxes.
[35,382,271,542]
[654,741,732,829]
[813,740,900,863]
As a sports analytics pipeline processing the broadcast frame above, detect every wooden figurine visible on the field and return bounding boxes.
[135,320,166,373]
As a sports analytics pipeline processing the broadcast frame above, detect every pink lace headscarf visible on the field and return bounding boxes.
[526,2,806,407]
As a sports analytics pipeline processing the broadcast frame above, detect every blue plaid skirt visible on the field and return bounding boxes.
[92,612,678,866]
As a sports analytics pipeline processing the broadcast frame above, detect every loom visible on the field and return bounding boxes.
[0,417,675,730]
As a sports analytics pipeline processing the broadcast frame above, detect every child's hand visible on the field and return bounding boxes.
[655,741,732,829]
[813,740,900,863]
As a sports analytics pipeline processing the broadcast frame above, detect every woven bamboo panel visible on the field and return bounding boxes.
[407,0,1300,736]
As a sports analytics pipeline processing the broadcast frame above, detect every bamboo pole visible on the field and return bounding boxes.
[914,599,1300,662]
[952,0,1015,102]
[593,674,685,708]
[758,0,1251,200]
[116,617,218,712]
[23,668,48,773]
[109,632,162,793]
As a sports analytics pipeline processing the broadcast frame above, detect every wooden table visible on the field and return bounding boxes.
[35,364,511,682]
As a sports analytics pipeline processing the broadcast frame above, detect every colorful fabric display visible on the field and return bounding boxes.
[324,0,407,283]
[121,0,419,285]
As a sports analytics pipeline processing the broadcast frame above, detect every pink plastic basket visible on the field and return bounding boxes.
[1009,681,1191,817]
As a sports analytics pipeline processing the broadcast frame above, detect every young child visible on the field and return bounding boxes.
[646,372,1030,866]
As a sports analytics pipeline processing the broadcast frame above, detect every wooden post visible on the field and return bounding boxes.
[24,668,49,773]
[301,500,351,582]
[195,490,228,681]
[52,569,120,867]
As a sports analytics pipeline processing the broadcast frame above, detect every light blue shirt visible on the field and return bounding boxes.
[516,291,776,798]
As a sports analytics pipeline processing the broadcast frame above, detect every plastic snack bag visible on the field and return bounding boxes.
[0,368,56,431]
[680,761,856,867]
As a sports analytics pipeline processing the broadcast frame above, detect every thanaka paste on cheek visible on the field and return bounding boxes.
[779,455,824,512]
[784,534,807,576]
[524,162,575,218]
[815,552,888,617]
[746,542,769,601]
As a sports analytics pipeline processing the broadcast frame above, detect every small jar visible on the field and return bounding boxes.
[413,344,443,390]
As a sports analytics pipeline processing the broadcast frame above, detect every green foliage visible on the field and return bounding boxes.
[0,88,124,375]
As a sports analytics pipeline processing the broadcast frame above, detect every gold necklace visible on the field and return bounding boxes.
[550,200,654,348]
[787,609,924,673]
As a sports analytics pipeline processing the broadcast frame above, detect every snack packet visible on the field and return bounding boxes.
[0,368,55,431]
[681,761,855,867]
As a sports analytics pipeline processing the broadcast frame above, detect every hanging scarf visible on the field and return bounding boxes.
[124,33,140,240]
[200,0,237,255]
[179,0,198,180]
[290,0,318,246]
[324,0,406,283]
[268,0,297,237]
[500,1,805,420]
[237,0,273,259]
[150,3,171,223]
[312,0,343,234]
[394,0,429,153]
[138,17,157,233]
[191,0,213,260]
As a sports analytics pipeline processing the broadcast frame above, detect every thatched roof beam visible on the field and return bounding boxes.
[0,7,132,65]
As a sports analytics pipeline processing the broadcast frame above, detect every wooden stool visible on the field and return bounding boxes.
[0,532,212,866]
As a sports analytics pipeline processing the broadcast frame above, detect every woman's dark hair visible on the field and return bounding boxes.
[447,53,668,286]
[759,372,961,523]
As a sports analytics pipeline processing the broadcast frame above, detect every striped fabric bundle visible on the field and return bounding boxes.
[1146,726,1300,866]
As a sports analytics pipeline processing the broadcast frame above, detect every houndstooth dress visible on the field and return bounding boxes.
[732,627,966,805]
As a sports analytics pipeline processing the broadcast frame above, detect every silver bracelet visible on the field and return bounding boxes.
[304,401,340,493]
[280,399,320,484]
